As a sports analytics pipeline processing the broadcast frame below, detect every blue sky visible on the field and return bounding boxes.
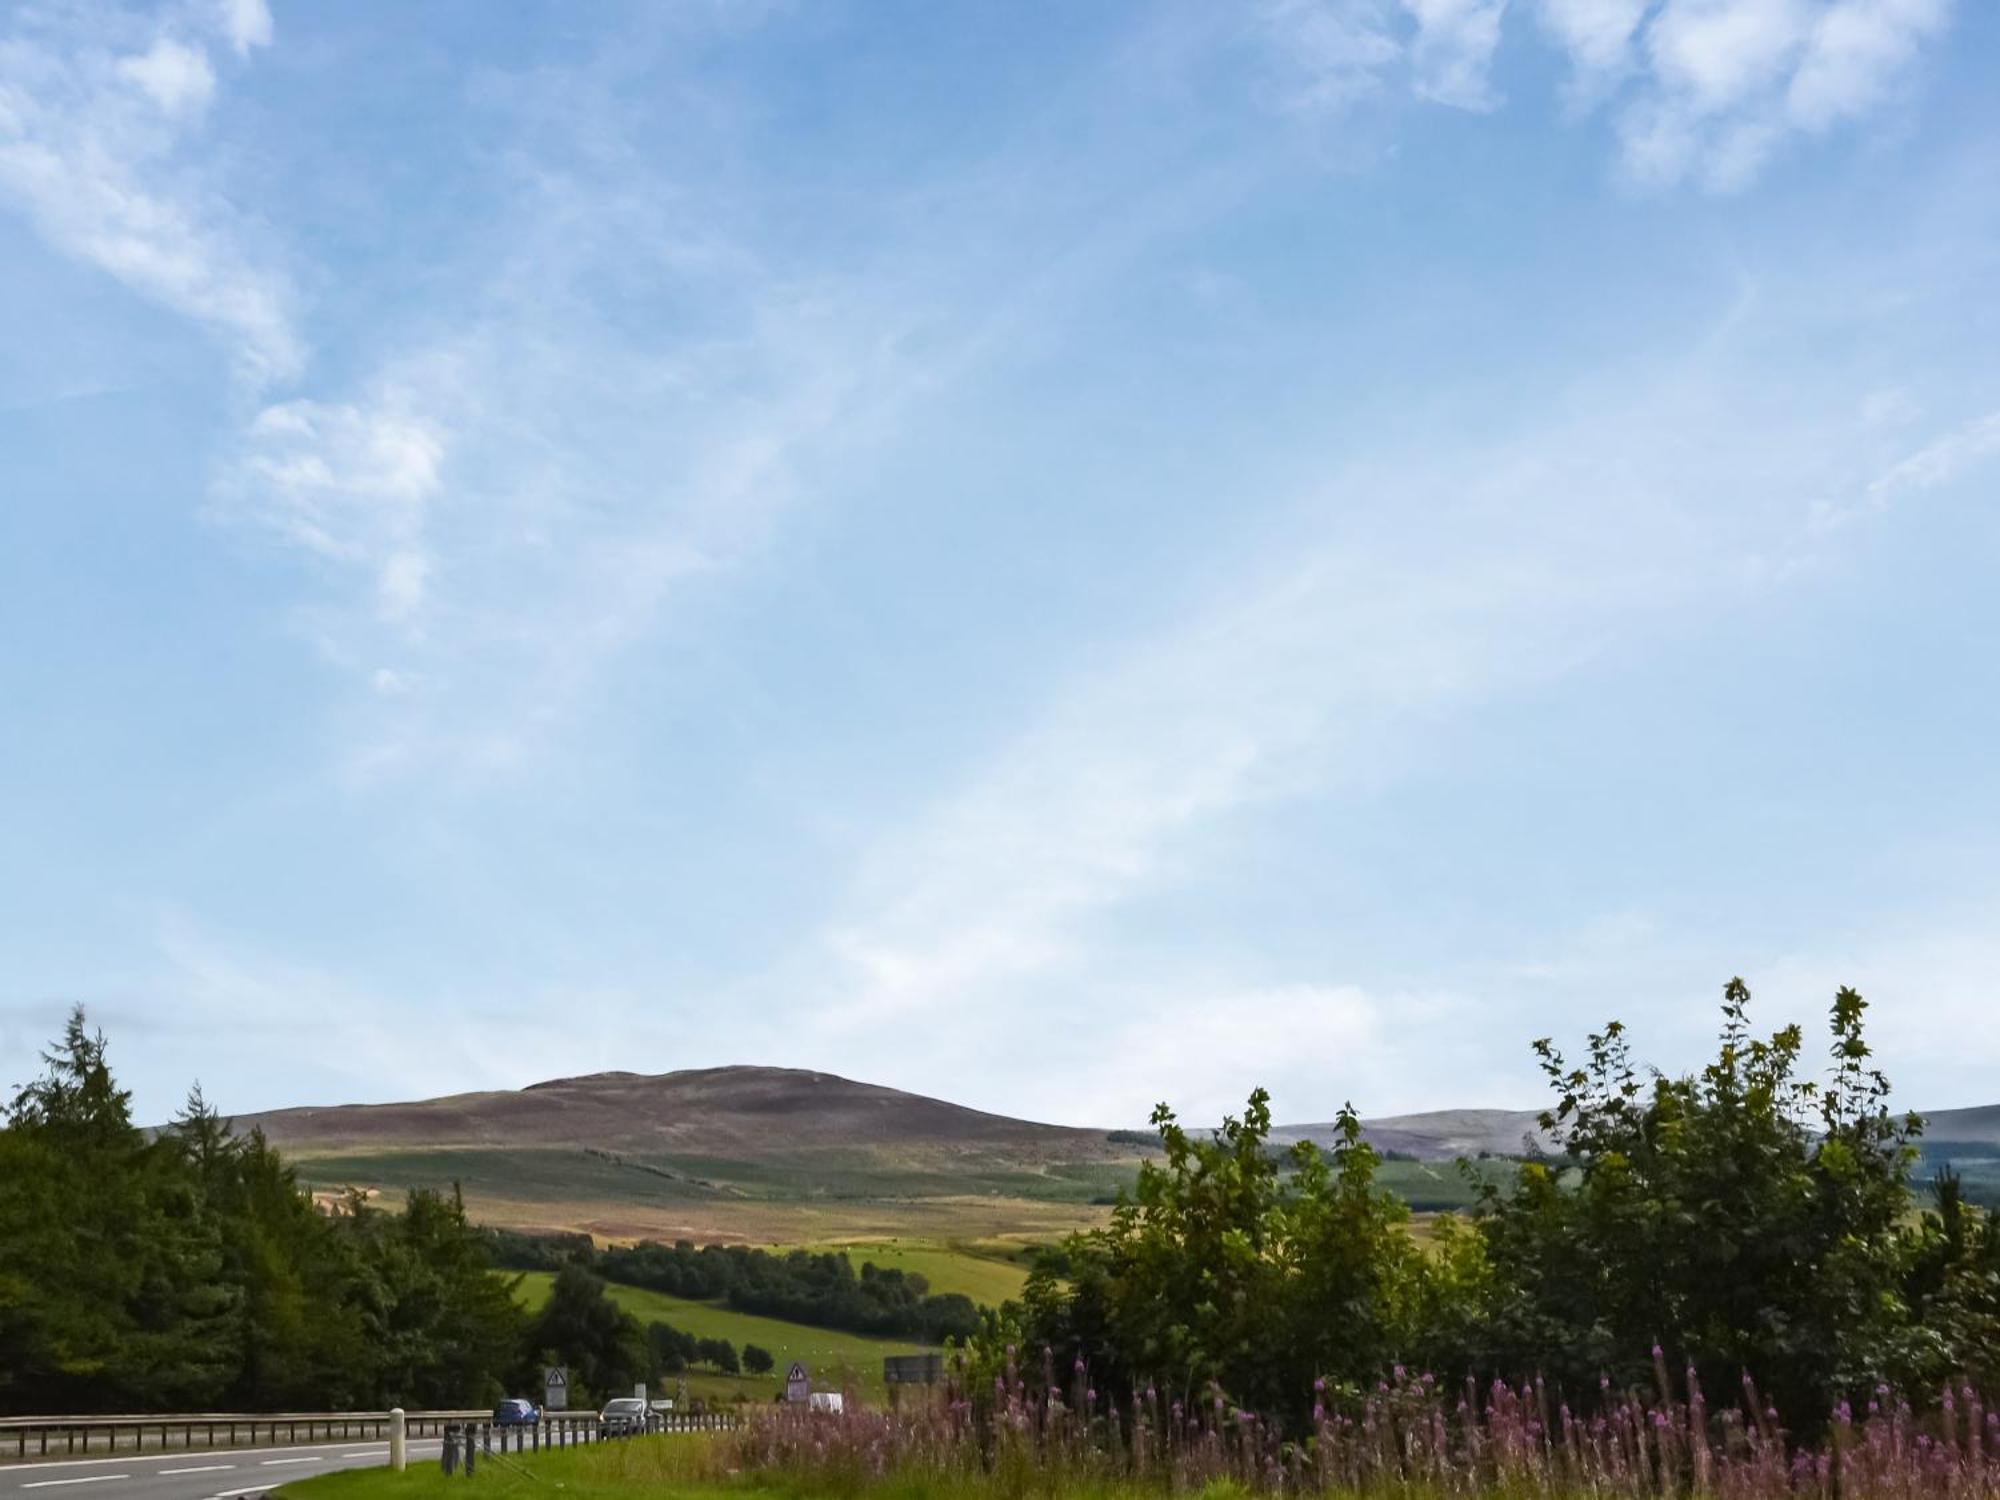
[3,0,1998,1129]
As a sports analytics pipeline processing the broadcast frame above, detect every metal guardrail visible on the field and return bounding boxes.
[466,1411,738,1460]
[0,1408,742,1464]
[0,1409,486,1462]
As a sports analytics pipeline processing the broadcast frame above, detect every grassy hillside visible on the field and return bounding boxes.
[801,1238,1033,1304]
[510,1270,928,1401]
[264,1066,1143,1245]
[250,1063,1999,1241]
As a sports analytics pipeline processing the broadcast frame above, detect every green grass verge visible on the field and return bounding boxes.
[277,1436,725,1500]
[273,1436,1213,1500]
[509,1271,927,1399]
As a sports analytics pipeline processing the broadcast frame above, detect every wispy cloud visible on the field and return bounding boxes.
[1616,0,1953,189]
[1262,0,1406,111]
[0,0,300,380]
[223,387,451,627]
[1260,0,1955,187]
[1403,0,1509,110]
[1806,404,2000,533]
[786,289,2000,1118]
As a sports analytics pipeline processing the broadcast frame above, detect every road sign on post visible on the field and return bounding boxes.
[785,1361,810,1403]
[544,1365,569,1412]
[883,1353,945,1386]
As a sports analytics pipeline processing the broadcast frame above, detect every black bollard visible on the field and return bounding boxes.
[464,1428,477,1476]
[442,1426,459,1477]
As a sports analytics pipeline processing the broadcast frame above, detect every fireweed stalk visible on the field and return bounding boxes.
[727,1350,2000,1499]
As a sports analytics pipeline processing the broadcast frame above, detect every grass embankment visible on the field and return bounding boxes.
[279,1437,727,1500]
[277,1438,1174,1500]
[509,1271,926,1402]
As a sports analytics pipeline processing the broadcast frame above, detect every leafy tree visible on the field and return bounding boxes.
[523,1264,647,1404]
[742,1343,774,1374]
[695,1335,740,1374]
[1895,1168,2000,1394]
[0,1009,522,1414]
[988,1089,1444,1429]
[648,1320,696,1373]
[1473,980,1921,1428]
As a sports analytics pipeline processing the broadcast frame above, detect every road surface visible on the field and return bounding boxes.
[0,1437,444,1500]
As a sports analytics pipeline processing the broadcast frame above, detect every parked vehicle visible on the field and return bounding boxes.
[493,1398,539,1426]
[598,1397,650,1437]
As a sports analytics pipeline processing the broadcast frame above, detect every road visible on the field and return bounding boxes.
[0,1438,444,1500]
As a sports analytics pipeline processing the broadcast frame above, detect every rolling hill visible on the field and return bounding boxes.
[228,1065,1999,1241]
[238,1065,1144,1244]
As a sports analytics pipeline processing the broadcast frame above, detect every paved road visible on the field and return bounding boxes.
[0,1438,444,1500]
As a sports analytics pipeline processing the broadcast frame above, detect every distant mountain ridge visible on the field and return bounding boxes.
[235,1065,2000,1164]
[220,1066,1999,1242]
[238,1063,1113,1156]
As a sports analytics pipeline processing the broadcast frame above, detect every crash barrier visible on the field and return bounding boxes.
[439,1412,740,1474]
[0,1409,483,1462]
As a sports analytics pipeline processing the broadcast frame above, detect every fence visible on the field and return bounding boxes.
[1,1408,743,1464]
[471,1411,737,1458]
[0,1410,484,1462]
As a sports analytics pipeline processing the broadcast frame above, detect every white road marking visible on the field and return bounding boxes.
[257,1458,320,1466]
[2,1440,431,1475]
[159,1468,235,1476]
[22,1479,128,1490]
[209,1488,272,1498]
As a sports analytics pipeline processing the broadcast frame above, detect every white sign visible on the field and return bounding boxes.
[785,1361,810,1403]
[544,1365,569,1412]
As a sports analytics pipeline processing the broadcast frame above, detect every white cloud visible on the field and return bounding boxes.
[1536,0,1650,90]
[1866,408,2000,503]
[0,3,301,380]
[1646,0,1809,112]
[116,39,215,118]
[1401,0,1509,109]
[1260,0,1952,183]
[226,391,449,627]
[1607,0,1951,189]
[217,0,273,56]
[1262,0,1405,111]
[1808,406,2000,532]
[1788,0,1950,130]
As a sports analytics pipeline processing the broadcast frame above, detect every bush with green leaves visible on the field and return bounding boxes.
[1472,981,1925,1427]
[985,1089,1468,1429]
[975,979,2000,1437]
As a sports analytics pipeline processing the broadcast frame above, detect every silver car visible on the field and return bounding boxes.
[598,1397,650,1437]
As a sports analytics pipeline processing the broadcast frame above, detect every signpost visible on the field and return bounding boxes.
[544,1365,569,1413]
[883,1353,945,1386]
[785,1361,810,1404]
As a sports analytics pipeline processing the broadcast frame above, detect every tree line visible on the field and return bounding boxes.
[0,1011,519,1414]
[0,1012,781,1414]
[483,1230,980,1343]
[972,981,2000,1438]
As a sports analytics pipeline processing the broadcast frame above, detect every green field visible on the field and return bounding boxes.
[510,1271,927,1401]
[799,1237,1034,1304]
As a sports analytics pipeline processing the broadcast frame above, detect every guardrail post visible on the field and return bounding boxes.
[390,1408,406,1472]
